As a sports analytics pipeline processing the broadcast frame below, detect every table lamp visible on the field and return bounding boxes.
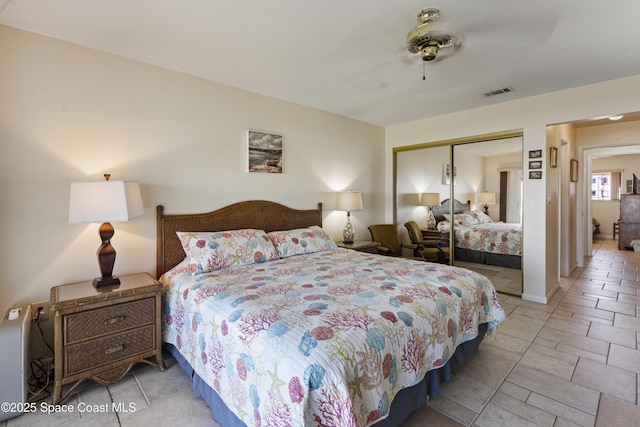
[477,192,496,215]
[336,191,363,244]
[68,174,144,288]
[419,192,440,230]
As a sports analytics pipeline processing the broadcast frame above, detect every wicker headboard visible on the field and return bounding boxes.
[156,200,323,277]
[431,198,471,223]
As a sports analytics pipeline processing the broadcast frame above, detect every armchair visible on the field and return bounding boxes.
[404,221,450,264]
[367,224,418,258]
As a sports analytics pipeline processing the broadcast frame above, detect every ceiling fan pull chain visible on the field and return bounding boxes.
[423,61,426,81]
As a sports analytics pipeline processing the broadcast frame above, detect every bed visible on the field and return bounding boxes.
[433,199,522,269]
[157,200,506,427]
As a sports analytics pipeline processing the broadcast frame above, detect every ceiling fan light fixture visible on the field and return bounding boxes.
[420,44,439,61]
[404,8,462,66]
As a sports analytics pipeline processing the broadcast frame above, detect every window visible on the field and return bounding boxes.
[592,171,621,200]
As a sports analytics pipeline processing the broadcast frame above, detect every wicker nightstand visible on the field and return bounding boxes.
[336,240,380,254]
[50,272,166,404]
[421,229,449,241]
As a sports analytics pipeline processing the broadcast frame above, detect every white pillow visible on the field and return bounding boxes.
[443,213,479,226]
[471,210,493,224]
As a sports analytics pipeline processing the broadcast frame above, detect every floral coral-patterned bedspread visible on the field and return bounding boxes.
[454,222,522,256]
[161,248,505,427]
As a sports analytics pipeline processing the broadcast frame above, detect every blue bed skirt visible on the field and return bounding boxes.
[165,323,487,427]
[455,247,521,269]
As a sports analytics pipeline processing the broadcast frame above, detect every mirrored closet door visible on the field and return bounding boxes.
[395,144,451,249]
[394,131,523,296]
[452,138,523,296]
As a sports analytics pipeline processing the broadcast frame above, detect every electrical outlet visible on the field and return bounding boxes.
[30,300,49,321]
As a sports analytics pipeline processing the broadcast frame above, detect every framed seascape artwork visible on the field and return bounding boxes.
[529,170,542,179]
[529,160,542,169]
[247,130,283,173]
[529,149,542,159]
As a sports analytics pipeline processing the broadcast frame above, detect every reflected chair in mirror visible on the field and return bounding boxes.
[368,224,420,259]
[404,221,450,264]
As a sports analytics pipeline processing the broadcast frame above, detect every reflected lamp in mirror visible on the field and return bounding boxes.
[68,174,144,288]
[477,192,496,215]
[419,192,440,230]
[336,191,363,244]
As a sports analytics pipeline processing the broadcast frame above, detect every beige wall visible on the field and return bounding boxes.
[546,123,578,279]
[386,75,640,303]
[0,25,385,315]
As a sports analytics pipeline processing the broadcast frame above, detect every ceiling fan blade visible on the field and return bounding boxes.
[450,7,557,49]
[430,34,464,63]
[397,44,421,63]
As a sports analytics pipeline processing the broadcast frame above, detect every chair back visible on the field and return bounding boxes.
[404,221,423,245]
[404,220,450,263]
[368,224,402,256]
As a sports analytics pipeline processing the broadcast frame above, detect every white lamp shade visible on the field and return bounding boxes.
[336,191,363,211]
[477,192,496,205]
[69,180,144,223]
[419,192,440,207]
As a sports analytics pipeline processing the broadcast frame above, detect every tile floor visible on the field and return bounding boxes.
[3,237,640,427]
[455,261,523,297]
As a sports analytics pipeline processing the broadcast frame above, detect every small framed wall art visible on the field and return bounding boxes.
[442,163,457,185]
[570,159,578,182]
[529,149,542,159]
[549,146,558,168]
[529,160,542,169]
[247,130,283,173]
[529,170,542,179]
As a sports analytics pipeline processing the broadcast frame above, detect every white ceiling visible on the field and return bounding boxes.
[3,0,640,127]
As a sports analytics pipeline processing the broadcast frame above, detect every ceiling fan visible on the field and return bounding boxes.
[402,8,463,78]
[342,4,554,89]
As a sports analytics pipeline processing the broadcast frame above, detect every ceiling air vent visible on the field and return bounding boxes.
[483,86,514,97]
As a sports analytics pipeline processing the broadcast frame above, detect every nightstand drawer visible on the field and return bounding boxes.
[65,325,155,375]
[64,297,155,344]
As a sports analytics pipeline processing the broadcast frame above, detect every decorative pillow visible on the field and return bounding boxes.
[443,213,479,226]
[471,210,493,224]
[436,220,450,231]
[176,229,279,275]
[267,225,337,258]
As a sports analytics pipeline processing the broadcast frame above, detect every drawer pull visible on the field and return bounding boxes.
[104,344,124,355]
[104,315,126,325]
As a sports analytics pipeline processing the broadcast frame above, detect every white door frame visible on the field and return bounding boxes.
[559,136,571,276]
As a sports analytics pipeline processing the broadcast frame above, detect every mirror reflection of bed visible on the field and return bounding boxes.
[433,198,523,296]
[395,135,523,296]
